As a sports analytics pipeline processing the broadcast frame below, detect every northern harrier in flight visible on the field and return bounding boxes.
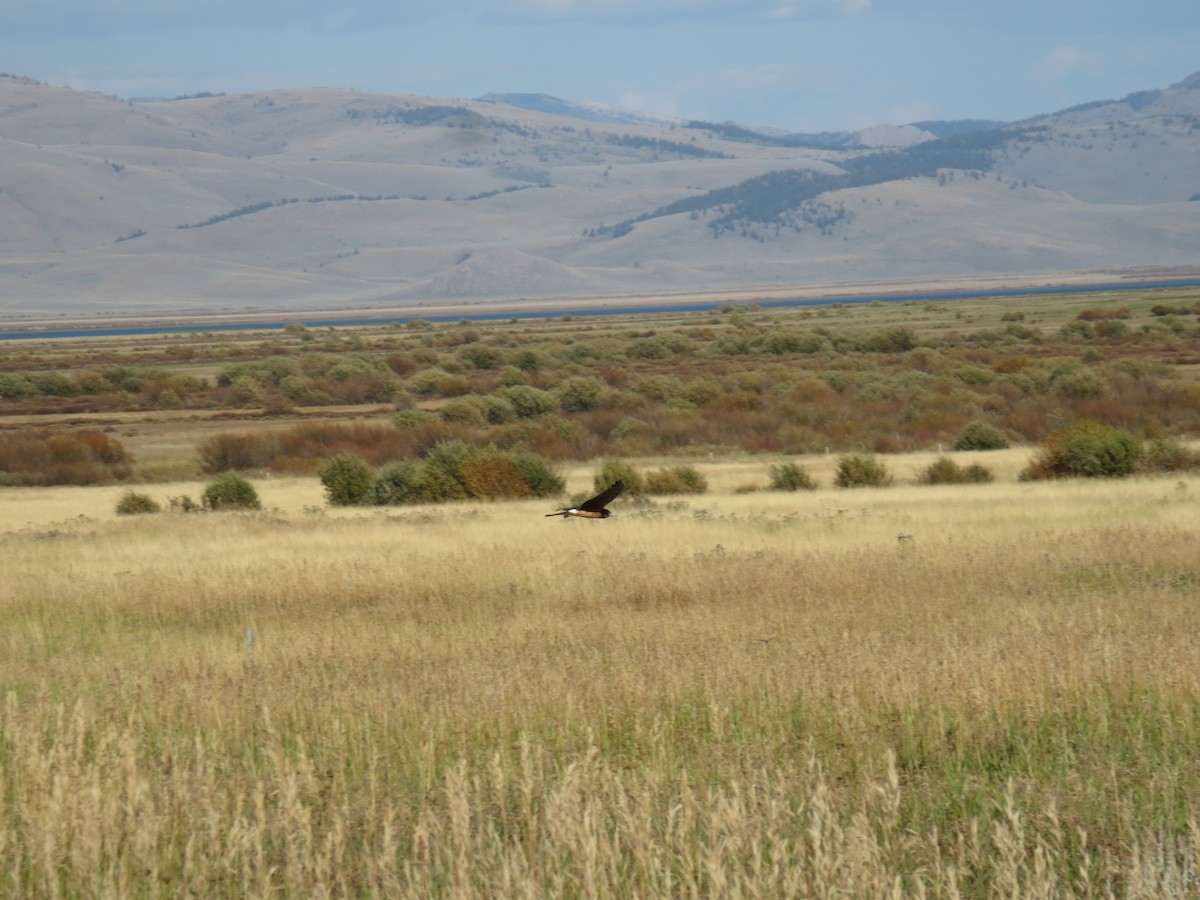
[546,480,624,519]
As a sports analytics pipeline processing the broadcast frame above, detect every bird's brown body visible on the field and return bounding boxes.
[546,480,624,519]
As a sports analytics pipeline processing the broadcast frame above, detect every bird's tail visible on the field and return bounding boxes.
[545,509,569,517]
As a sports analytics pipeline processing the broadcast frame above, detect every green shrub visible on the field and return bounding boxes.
[768,461,817,491]
[480,395,517,424]
[555,376,603,412]
[168,495,199,513]
[1022,421,1144,480]
[319,453,377,506]
[367,461,423,505]
[510,452,566,497]
[496,385,557,418]
[439,395,488,426]
[834,453,894,488]
[953,421,1010,451]
[201,472,262,510]
[393,409,432,428]
[1142,437,1200,473]
[1050,368,1109,399]
[115,491,161,515]
[917,456,994,485]
[417,440,477,502]
[960,463,995,484]
[363,444,563,505]
[644,465,707,495]
[0,373,35,400]
[594,459,645,497]
[610,417,647,440]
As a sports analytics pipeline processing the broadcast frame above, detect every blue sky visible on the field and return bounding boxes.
[2,1,1197,131]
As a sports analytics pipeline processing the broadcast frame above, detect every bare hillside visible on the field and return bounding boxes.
[1,72,1198,318]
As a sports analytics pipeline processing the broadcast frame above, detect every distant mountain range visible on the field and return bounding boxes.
[479,91,1005,149]
[1,71,1198,319]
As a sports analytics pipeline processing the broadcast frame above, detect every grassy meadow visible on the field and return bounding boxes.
[3,459,1200,897]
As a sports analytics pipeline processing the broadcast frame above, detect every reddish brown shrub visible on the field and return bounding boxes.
[1076,307,1130,321]
[0,429,132,485]
[459,454,533,500]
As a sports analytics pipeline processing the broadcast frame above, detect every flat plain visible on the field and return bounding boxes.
[2,464,1200,896]
[2,287,1200,896]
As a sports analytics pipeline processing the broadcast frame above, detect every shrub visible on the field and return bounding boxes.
[510,452,566,497]
[859,326,917,353]
[497,385,557,418]
[0,373,35,400]
[459,450,533,500]
[1142,437,1200,473]
[367,461,423,505]
[362,445,563,505]
[439,395,488,426]
[168,495,200,513]
[1076,306,1130,321]
[768,461,817,491]
[0,429,132,486]
[917,456,994,485]
[198,432,279,473]
[319,453,377,506]
[115,491,161,515]
[556,376,603,412]
[480,395,517,424]
[610,417,647,440]
[1050,368,1108,400]
[953,421,1010,451]
[417,440,477,502]
[394,409,432,428]
[644,465,708,495]
[201,472,262,510]
[960,463,995,484]
[834,453,894,488]
[1022,421,1144,480]
[594,459,645,497]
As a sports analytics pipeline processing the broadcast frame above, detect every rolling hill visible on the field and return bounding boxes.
[1,71,1198,319]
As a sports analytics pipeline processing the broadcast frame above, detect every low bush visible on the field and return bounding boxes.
[168,495,200,513]
[319,453,378,506]
[1141,437,1200,473]
[593,459,645,497]
[201,472,262,510]
[417,440,478,502]
[953,421,1009,451]
[0,429,132,486]
[460,451,534,500]
[834,454,893,488]
[198,432,279,473]
[768,461,817,491]
[511,452,566,497]
[331,443,564,507]
[1022,421,1144,480]
[367,461,423,505]
[644,465,707,495]
[1076,306,1130,321]
[496,385,557,418]
[917,456,995,485]
[115,491,161,515]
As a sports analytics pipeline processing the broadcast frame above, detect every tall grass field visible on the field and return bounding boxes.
[2,461,1200,896]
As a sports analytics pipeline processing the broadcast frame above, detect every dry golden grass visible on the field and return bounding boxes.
[2,463,1200,896]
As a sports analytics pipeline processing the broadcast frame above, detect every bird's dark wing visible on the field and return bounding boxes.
[580,479,624,512]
